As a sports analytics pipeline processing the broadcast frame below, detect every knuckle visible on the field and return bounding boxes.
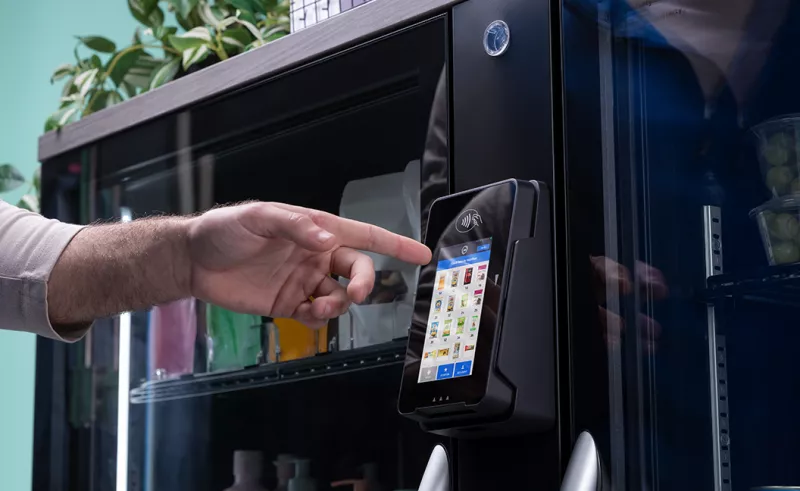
[307,210,325,226]
[287,212,304,225]
[366,224,378,250]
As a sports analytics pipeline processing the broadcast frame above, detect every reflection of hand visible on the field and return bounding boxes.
[590,256,668,353]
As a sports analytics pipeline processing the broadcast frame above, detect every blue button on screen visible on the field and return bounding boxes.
[436,364,455,380]
[454,361,472,378]
[477,243,491,252]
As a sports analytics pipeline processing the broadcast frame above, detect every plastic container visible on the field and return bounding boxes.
[287,459,317,491]
[753,115,800,197]
[222,451,268,491]
[750,196,800,265]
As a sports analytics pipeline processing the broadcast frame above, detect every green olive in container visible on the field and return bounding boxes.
[753,115,800,197]
[751,196,800,265]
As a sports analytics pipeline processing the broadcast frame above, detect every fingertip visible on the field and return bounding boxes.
[420,245,433,264]
[409,243,432,265]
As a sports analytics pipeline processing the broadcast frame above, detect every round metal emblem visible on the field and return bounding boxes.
[483,20,511,57]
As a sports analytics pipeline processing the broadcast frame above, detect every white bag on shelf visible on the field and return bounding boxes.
[336,160,421,349]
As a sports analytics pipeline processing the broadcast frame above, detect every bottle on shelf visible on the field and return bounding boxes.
[223,451,268,491]
[287,459,317,491]
[273,454,298,491]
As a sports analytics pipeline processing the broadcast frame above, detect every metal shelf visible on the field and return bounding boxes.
[130,340,406,404]
[706,263,800,307]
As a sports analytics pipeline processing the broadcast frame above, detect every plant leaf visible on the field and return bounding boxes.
[236,18,263,41]
[108,48,143,86]
[133,26,144,45]
[75,68,99,98]
[32,167,41,195]
[129,0,164,27]
[221,26,252,49]
[256,0,281,12]
[150,58,181,90]
[150,6,165,28]
[123,69,154,89]
[199,1,222,27]
[77,36,117,53]
[121,80,138,98]
[218,16,238,29]
[211,4,232,20]
[61,76,78,98]
[182,44,210,70]
[60,93,82,108]
[263,24,289,41]
[90,90,124,113]
[167,0,199,19]
[107,91,123,107]
[51,64,75,84]
[226,0,258,13]
[17,195,39,213]
[169,27,213,51]
[0,164,26,193]
[176,11,197,31]
[237,9,258,25]
[154,26,178,42]
[122,55,164,88]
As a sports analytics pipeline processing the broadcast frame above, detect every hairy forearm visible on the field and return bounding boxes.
[47,216,193,326]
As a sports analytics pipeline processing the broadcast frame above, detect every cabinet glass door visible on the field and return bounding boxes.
[562,2,800,490]
[36,18,450,491]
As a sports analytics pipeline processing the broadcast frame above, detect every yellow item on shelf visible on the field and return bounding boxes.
[271,318,327,362]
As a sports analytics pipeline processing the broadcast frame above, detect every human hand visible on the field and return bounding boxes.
[590,256,669,353]
[187,202,432,329]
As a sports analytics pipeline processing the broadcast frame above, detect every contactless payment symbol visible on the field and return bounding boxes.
[456,209,483,233]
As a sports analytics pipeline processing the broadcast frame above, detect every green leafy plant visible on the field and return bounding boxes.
[0,164,41,213]
[2,0,289,212]
[46,0,290,131]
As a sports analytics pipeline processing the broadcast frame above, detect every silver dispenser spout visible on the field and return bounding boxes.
[561,432,601,491]
[418,445,450,491]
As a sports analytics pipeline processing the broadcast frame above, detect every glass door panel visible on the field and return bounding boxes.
[563,2,800,491]
[42,17,450,491]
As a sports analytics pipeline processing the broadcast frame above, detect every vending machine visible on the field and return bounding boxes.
[34,0,800,490]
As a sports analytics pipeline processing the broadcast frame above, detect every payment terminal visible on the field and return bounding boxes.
[398,179,555,436]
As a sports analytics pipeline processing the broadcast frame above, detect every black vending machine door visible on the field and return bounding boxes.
[561,1,800,491]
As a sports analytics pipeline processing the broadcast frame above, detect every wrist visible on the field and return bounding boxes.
[169,216,195,300]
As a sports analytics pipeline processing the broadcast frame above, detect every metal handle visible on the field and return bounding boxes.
[561,432,601,491]
[419,444,450,491]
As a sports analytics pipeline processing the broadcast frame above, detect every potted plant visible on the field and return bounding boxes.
[2,0,290,211]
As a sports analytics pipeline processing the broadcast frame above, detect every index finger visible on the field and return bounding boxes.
[272,203,432,265]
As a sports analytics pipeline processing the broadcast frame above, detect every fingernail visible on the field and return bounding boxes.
[321,304,331,318]
[317,230,333,243]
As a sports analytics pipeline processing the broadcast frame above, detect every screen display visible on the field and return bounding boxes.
[418,238,492,383]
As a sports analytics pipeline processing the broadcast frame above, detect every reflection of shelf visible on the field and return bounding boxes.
[706,263,800,307]
[130,340,406,404]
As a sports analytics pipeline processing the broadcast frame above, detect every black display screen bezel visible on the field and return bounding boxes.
[398,181,518,412]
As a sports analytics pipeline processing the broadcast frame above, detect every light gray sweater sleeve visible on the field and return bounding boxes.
[0,199,89,341]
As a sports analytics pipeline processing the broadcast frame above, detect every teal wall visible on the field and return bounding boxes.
[0,2,135,489]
